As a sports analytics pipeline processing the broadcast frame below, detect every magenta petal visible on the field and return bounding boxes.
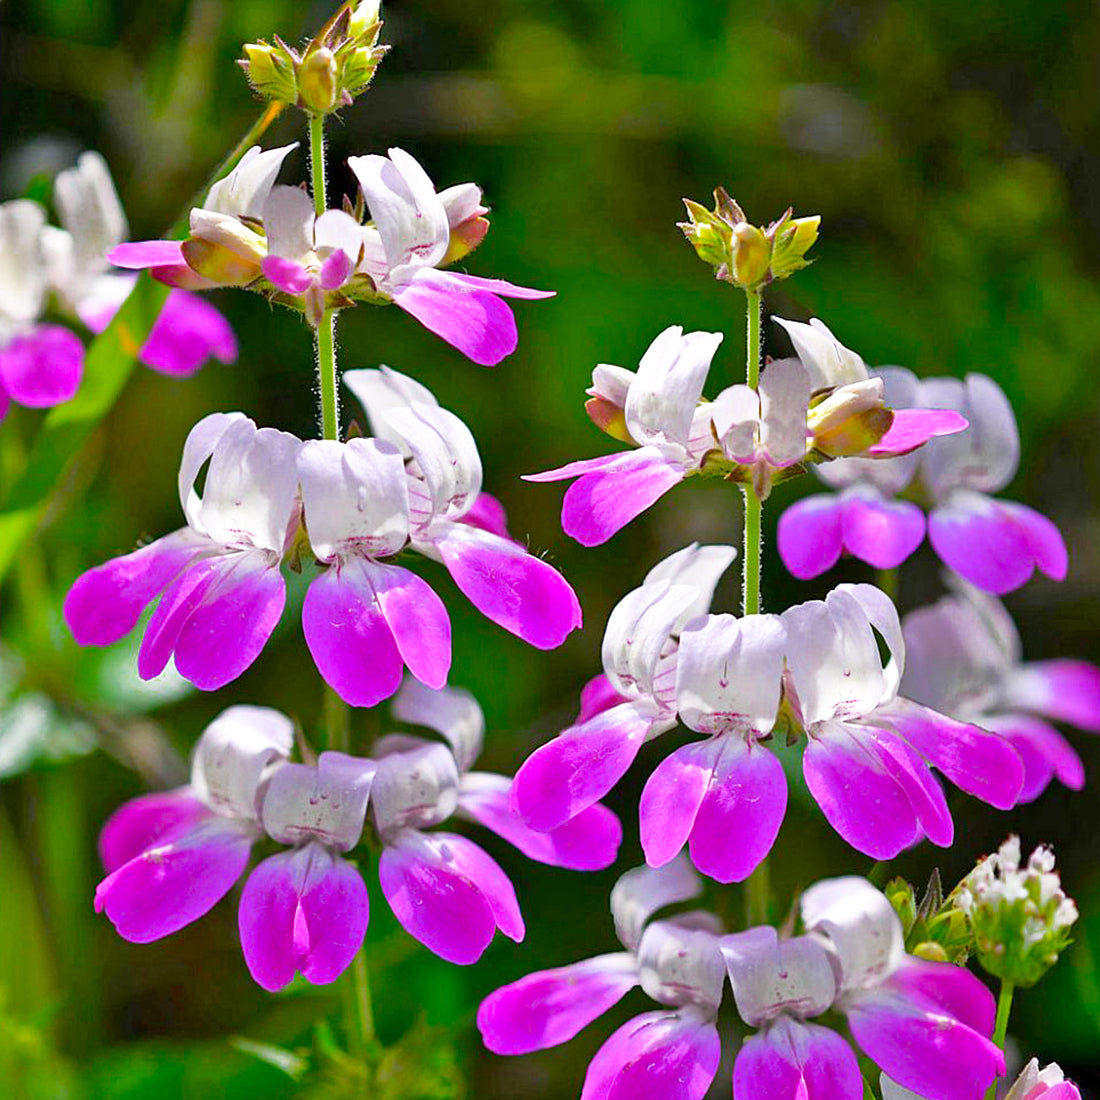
[523,454,627,482]
[460,491,512,540]
[368,560,452,689]
[434,524,582,649]
[392,272,519,367]
[803,725,921,859]
[170,552,286,691]
[580,1008,721,1100]
[984,714,1084,802]
[94,818,253,942]
[778,495,844,580]
[439,272,555,300]
[64,530,204,647]
[0,325,84,408]
[928,495,1036,594]
[139,290,238,377]
[98,790,209,873]
[379,830,520,964]
[998,501,1068,581]
[881,698,1024,809]
[867,409,969,456]
[870,731,954,848]
[510,702,654,831]
[320,249,352,290]
[108,240,186,269]
[460,778,622,871]
[261,255,313,295]
[238,844,369,992]
[577,673,630,723]
[561,451,684,547]
[477,954,639,1055]
[1005,659,1100,731]
[734,1018,863,1100]
[841,495,925,570]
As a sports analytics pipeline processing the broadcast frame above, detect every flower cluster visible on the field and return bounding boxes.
[64,368,581,699]
[110,143,550,364]
[509,543,1025,881]
[479,863,1004,1100]
[0,152,235,419]
[778,370,1067,593]
[95,680,621,991]
[526,318,967,545]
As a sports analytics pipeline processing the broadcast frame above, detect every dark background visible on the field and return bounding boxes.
[2,1,1099,1096]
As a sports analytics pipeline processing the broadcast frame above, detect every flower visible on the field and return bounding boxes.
[509,542,735,832]
[478,857,725,1100]
[95,705,293,943]
[902,579,1099,802]
[527,320,964,547]
[782,584,1025,859]
[881,1058,1083,1100]
[110,144,552,365]
[779,371,1068,593]
[951,836,1078,987]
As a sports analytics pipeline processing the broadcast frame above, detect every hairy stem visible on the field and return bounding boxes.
[984,979,1014,1099]
[308,113,340,440]
[309,113,328,216]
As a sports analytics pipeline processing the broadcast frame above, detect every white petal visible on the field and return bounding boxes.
[73,271,136,331]
[260,752,375,852]
[610,854,702,952]
[197,419,303,553]
[637,919,726,1011]
[178,412,250,530]
[392,678,484,773]
[204,143,299,219]
[53,151,127,272]
[643,543,737,633]
[720,927,837,1027]
[314,208,368,263]
[759,357,811,466]
[624,326,723,451]
[920,373,1019,498]
[800,875,904,993]
[437,182,486,227]
[191,704,294,821]
[710,384,760,461]
[383,402,483,522]
[298,437,410,561]
[343,366,440,455]
[781,591,886,727]
[602,580,698,700]
[834,583,906,697]
[773,316,869,389]
[348,148,449,271]
[0,200,48,328]
[588,363,636,404]
[261,185,315,262]
[675,613,786,736]
[946,575,1022,664]
[188,208,267,261]
[371,741,460,835]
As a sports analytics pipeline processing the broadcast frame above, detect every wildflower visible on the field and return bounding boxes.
[881,1058,1083,1100]
[64,412,302,691]
[779,372,1067,593]
[95,706,293,942]
[902,580,1098,801]
[478,857,724,1100]
[373,680,620,964]
[509,542,735,831]
[782,584,1025,858]
[952,837,1078,988]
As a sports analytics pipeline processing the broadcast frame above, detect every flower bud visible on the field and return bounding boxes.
[348,0,382,42]
[769,211,821,281]
[807,379,892,457]
[732,223,771,289]
[239,39,298,104]
[299,47,338,114]
[953,836,1078,987]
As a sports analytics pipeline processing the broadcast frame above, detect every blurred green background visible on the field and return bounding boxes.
[2,0,1100,1096]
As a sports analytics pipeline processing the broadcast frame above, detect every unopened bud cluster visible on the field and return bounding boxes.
[241,1,387,114]
[679,187,820,291]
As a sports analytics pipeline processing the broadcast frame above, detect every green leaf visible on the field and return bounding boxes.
[0,276,169,582]
[229,1037,310,1082]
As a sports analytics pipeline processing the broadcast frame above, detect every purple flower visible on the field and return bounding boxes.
[371,680,620,964]
[902,580,1098,802]
[111,145,551,365]
[527,321,964,547]
[509,543,735,832]
[478,858,724,1100]
[782,584,1025,858]
[95,706,293,943]
[779,372,1067,593]
[64,412,302,690]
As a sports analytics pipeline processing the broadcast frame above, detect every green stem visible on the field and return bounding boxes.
[745,855,769,927]
[344,951,377,1058]
[309,114,340,440]
[745,286,761,389]
[742,487,761,617]
[875,567,899,602]
[309,113,328,216]
[984,979,1014,1099]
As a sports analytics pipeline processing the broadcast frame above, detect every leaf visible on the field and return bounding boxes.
[230,1037,310,1082]
[0,276,169,582]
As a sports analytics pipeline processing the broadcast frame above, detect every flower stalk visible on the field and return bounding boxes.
[308,113,340,441]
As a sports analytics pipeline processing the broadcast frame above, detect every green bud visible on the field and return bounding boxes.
[952,836,1078,988]
[240,40,298,104]
[299,47,338,114]
[912,941,949,963]
[348,0,382,43]
[885,877,918,935]
[732,222,771,289]
[770,212,820,280]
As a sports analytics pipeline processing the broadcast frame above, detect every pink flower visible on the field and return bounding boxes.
[478,857,724,1100]
[64,412,302,691]
[902,579,1098,802]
